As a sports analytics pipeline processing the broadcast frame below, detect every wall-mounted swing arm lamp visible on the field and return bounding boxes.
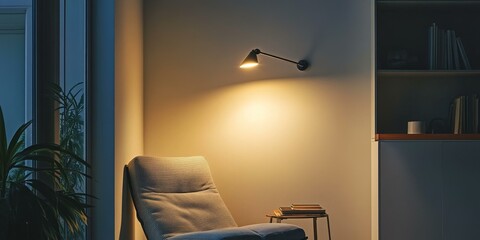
[240,48,310,71]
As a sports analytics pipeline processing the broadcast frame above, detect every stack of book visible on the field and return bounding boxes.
[428,22,471,70]
[274,204,326,216]
[450,94,479,134]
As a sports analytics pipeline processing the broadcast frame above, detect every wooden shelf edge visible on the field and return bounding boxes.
[375,134,480,140]
[377,70,480,77]
[377,1,480,5]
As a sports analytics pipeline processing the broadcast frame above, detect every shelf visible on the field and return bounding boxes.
[377,70,480,77]
[376,133,480,140]
[376,3,480,70]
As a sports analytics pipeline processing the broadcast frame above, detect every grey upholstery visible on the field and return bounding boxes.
[168,223,306,240]
[127,156,306,240]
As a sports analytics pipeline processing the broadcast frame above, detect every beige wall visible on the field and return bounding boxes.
[115,0,144,239]
[143,1,372,239]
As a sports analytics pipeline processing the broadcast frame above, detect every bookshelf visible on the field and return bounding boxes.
[375,2,480,240]
[375,0,480,138]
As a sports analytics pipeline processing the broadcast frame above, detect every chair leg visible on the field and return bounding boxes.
[327,215,332,240]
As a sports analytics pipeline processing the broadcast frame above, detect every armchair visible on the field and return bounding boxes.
[126,156,306,240]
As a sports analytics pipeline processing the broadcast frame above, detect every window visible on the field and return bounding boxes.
[0,0,90,239]
[0,2,33,151]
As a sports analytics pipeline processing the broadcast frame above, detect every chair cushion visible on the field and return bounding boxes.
[168,223,305,240]
[168,226,261,240]
[245,223,306,240]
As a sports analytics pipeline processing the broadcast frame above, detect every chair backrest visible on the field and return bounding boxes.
[127,156,237,239]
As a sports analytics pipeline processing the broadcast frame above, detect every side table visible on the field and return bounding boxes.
[266,213,331,240]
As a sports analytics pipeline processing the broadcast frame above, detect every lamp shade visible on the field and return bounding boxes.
[240,50,259,68]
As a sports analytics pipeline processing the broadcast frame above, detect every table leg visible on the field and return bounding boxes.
[326,215,331,240]
[276,218,282,223]
[269,217,273,223]
[313,217,318,240]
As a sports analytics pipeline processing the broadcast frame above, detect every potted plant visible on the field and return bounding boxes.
[0,105,90,239]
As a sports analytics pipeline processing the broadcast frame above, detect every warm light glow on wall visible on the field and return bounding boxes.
[235,94,278,126]
[174,79,339,156]
[241,101,269,124]
[217,81,300,143]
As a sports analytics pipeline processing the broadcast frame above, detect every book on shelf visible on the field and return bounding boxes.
[446,30,453,69]
[450,94,479,134]
[428,23,470,70]
[428,23,437,69]
[457,37,471,70]
[451,31,460,70]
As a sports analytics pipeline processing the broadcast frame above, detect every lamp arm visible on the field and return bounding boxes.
[258,51,299,65]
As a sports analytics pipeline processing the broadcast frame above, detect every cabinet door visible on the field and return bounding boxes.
[443,141,480,240]
[379,141,443,240]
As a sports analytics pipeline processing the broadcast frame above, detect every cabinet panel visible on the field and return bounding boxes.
[379,141,442,240]
[442,141,480,240]
[379,141,480,240]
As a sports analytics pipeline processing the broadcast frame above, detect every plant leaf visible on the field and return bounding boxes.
[0,106,8,179]
[6,121,30,160]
